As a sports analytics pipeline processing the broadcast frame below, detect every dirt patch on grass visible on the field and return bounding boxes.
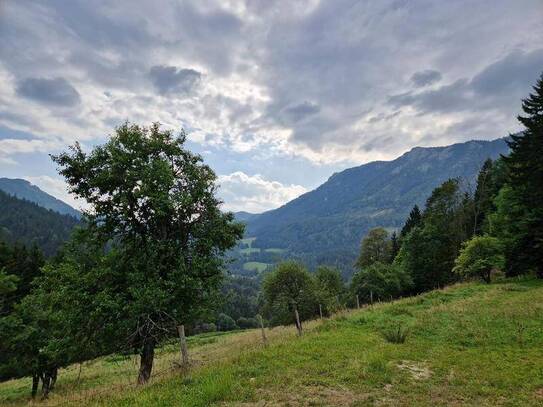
[397,360,432,380]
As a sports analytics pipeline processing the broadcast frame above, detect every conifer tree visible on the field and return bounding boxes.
[502,72,543,277]
[400,205,422,238]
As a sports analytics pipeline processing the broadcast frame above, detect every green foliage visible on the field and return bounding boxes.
[236,317,259,329]
[262,261,318,326]
[501,73,543,277]
[50,122,244,382]
[0,269,18,308]
[351,262,412,302]
[216,313,238,331]
[314,265,344,315]
[454,235,505,283]
[400,205,422,238]
[355,227,392,269]
[396,179,473,293]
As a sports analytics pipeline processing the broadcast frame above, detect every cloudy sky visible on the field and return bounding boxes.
[1,1,542,213]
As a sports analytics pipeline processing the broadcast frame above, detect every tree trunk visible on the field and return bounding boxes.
[41,372,51,399]
[484,270,491,283]
[49,368,58,391]
[137,338,155,384]
[31,374,40,398]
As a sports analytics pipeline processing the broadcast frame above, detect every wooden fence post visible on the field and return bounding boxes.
[177,325,189,366]
[370,290,373,304]
[258,314,267,345]
[319,304,323,319]
[294,309,302,336]
[356,294,360,309]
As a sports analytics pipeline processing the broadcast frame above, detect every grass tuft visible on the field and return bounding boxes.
[381,323,409,344]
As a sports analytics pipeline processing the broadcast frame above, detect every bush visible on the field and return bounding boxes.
[236,317,259,329]
[216,314,238,331]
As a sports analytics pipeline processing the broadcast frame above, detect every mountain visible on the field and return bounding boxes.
[0,178,81,218]
[244,137,510,271]
[234,211,260,222]
[0,190,80,256]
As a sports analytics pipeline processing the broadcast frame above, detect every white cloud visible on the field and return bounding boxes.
[218,171,307,213]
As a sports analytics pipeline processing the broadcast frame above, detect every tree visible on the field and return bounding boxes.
[502,72,543,277]
[261,261,318,326]
[350,262,411,303]
[390,231,400,262]
[355,227,391,269]
[51,123,243,383]
[314,265,344,314]
[453,236,505,283]
[473,159,495,235]
[396,179,473,292]
[0,269,18,311]
[400,205,422,238]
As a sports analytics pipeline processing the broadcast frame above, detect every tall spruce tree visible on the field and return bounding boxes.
[400,205,422,238]
[502,73,543,277]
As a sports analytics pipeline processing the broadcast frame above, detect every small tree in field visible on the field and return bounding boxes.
[52,123,243,383]
[262,261,318,326]
[453,236,504,283]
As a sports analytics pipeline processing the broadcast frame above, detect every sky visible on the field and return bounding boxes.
[0,1,542,213]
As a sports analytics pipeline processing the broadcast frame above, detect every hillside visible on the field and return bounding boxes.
[2,277,542,406]
[0,178,81,218]
[0,190,80,256]
[244,138,509,270]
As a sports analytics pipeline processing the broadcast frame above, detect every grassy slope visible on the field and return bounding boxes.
[2,278,543,406]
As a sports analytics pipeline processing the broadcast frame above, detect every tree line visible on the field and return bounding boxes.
[256,72,543,330]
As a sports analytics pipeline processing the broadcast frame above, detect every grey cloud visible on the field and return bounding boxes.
[411,69,442,87]
[16,77,81,107]
[471,48,543,98]
[148,66,202,95]
[388,79,470,113]
[282,102,320,123]
[388,48,543,115]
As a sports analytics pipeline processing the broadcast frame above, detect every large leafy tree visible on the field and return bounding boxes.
[51,123,243,383]
[453,235,504,283]
[502,73,543,277]
[355,227,392,269]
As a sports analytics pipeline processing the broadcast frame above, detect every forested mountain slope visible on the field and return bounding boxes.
[0,190,80,256]
[0,178,81,218]
[245,137,509,267]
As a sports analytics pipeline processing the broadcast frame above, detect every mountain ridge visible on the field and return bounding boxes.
[243,137,510,271]
[0,178,81,219]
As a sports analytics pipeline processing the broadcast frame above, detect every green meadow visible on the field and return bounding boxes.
[2,277,543,406]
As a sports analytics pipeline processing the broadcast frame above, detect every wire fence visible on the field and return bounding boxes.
[15,300,375,406]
